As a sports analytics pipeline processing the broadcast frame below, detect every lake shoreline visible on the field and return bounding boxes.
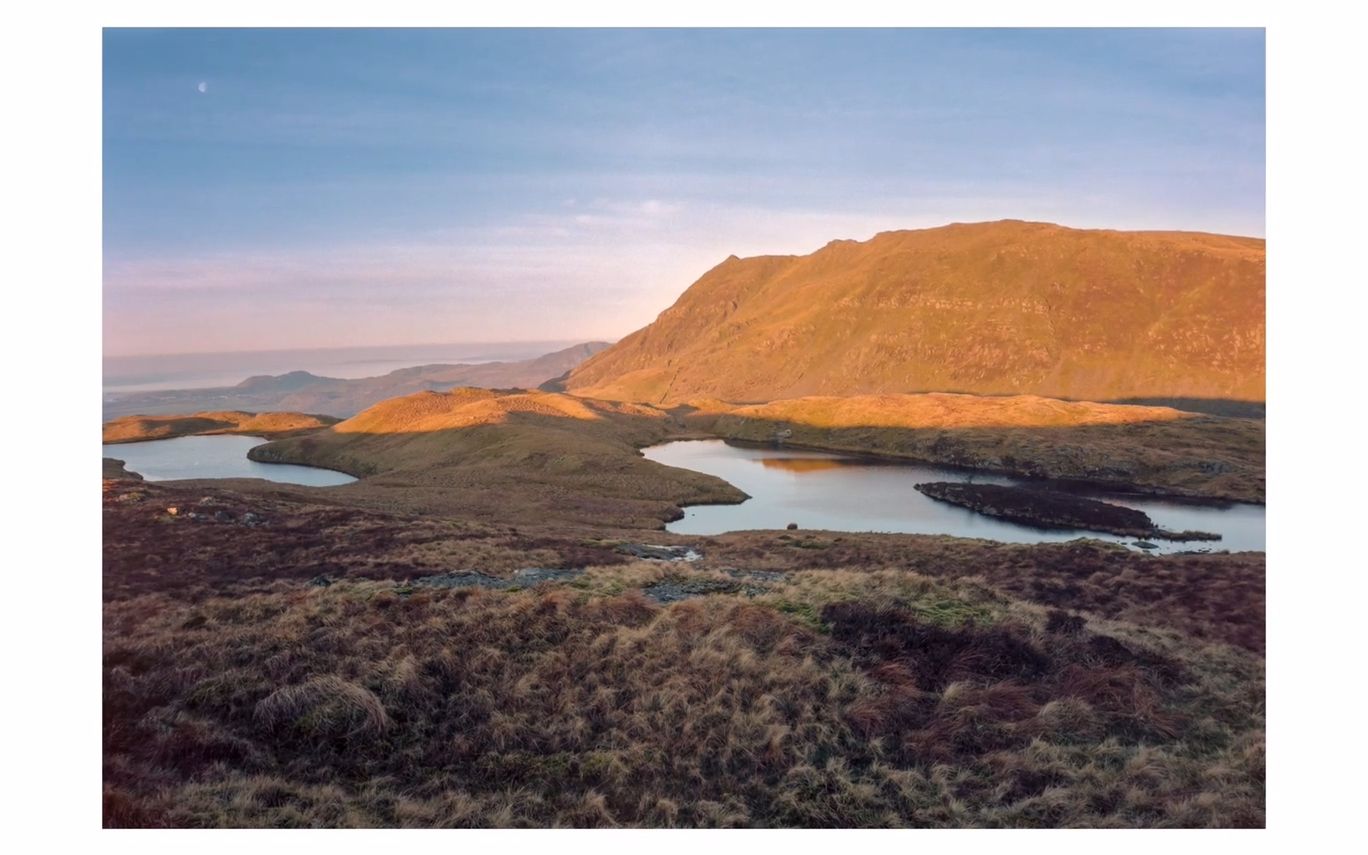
[645,439,1263,554]
[101,435,359,488]
[692,436,1258,508]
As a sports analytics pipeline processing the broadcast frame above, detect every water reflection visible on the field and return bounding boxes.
[759,457,854,473]
[643,440,1264,554]
[101,435,357,487]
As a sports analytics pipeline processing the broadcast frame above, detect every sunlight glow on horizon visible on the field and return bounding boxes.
[103,28,1265,356]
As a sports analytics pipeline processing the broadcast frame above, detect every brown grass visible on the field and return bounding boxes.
[704,532,1265,654]
[254,676,391,740]
[102,576,1263,828]
[103,478,1264,828]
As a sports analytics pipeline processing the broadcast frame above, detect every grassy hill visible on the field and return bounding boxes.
[249,388,744,528]
[565,221,1264,405]
[102,411,339,444]
[231,388,1263,526]
[706,394,1264,503]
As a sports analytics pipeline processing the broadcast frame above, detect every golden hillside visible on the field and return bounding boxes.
[708,393,1263,503]
[564,220,1265,405]
[249,388,743,527]
[102,410,339,444]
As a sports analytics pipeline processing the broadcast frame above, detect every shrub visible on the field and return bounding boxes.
[253,676,390,741]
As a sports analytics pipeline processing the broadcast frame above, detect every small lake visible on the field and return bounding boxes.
[643,440,1265,554]
[102,435,357,487]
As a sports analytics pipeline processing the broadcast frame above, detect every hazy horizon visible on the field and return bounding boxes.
[103,336,609,361]
[102,338,591,393]
[104,28,1265,357]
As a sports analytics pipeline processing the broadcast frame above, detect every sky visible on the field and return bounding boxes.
[103,28,1265,356]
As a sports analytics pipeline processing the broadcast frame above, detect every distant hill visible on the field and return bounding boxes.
[102,410,339,444]
[564,221,1265,405]
[103,341,612,420]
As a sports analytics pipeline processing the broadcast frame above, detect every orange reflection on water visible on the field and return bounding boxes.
[759,457,850,473]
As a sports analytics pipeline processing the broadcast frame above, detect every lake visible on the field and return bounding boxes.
[642,440,1265,554]
[102,435,358,487]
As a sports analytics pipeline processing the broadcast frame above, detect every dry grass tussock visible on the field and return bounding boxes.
[254,676,391,740]
[706,532,1265,654]
[102,459,1263,828]
[104,553,1263,827]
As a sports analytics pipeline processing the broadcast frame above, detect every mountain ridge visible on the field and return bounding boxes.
[103,341,613,420]
[564,220,1265,405]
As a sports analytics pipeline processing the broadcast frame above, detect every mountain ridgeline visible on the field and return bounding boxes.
[563,221,1265,406]
[104,341,612,420]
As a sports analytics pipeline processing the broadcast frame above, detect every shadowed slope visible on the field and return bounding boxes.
[566,221,1265,405]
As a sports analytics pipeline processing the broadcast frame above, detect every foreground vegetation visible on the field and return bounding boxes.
[102,386,1264,827]
[103,476,1263,827]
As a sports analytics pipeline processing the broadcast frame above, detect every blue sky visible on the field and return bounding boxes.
[103,28,1265,356]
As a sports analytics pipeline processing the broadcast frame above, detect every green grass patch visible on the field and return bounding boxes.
[903,595,997,628]
[769,599,835,633]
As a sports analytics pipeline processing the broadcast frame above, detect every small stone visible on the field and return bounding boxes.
[786,522,799,530]
[166,507,180,516]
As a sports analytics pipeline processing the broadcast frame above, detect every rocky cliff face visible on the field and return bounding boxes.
[565,221,1265,405]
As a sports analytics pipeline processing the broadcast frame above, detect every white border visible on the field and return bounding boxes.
[10,1,1366,852]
